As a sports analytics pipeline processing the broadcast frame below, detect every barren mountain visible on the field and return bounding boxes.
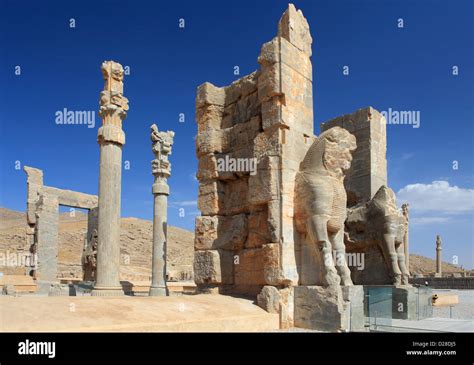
[0,207,467,281]
[0,207,193,281]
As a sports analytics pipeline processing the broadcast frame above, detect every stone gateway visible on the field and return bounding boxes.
[193,4,411,331]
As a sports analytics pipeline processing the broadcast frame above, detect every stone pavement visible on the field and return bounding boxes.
[0,294,279,332]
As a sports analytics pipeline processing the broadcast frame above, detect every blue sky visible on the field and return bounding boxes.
[0,0,473,268]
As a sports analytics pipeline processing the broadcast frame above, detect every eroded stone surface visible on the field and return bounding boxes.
[194,4,313,299]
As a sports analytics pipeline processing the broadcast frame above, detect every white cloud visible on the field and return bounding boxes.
[410,217,450,225]
[397,181,474,213]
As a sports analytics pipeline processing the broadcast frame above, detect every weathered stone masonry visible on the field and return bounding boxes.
[194,4,314,327]
[194,4,411,329]
[24,166,98,293]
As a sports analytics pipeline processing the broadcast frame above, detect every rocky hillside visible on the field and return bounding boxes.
[0,207,194,282]
[409,253,466,276]
[0,207,467,281]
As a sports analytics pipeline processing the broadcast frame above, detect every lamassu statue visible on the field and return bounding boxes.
[295,127,357,286]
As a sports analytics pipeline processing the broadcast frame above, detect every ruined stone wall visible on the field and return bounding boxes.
[320,107,387,206]
[194,5,314,319]
[24,166,98,286]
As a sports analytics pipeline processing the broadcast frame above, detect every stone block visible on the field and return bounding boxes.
[224,71,259,105]
[267,199,281,243]
[197,154,219,181]
[248,156,279,205]
[258,38,279,66]
[280,63,312,109]
[257,285,294,328]
[294,285,365,332]
[342,285,365,331]
[196,82,225,108]
[194,250,234,285]
[43,187,98,209]
[234,248,265,286]
[222,92,260,127]
[35,194,59,284]
[195,129,229,157]
[277,4,312,57]
[280,37,312,81]
[227,115,262,148]
[220,178,249,215]
[253,127,282,160]
[197,181,224,216]
[262,243,281,285]
[246,208,270,248]
[278,286,294,329]
[195,214,248,251]
[196,104,224,132]
[25,167,44,225]
[261,98,284,130]
[257,285,280,313]
[258,63,281,103]
[321,107,387,203]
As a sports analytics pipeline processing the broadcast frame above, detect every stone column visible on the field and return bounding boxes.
[435,235,442,277]
[402,203,410,273]
[24,166,43,277]
[92,61,129,296]
[35,193,59,294]
[149,124,174,296]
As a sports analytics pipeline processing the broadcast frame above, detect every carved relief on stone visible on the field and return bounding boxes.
[295,126,357,286]
[150,124,175,177]
[345,186,410,285]
[401,203,409,221]
[99,61,129,125]
[82,228,98,281]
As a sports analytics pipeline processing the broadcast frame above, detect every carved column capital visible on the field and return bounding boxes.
[150,124,175,184]
[98,61,128,145]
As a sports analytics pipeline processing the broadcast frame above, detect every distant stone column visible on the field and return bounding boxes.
[402,203,410,273]
[435,235,442,277]
[92,61,129,296]
[149,124,175,296]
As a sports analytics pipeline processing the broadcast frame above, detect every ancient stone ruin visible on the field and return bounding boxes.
[193,4,411,330]
[149,124,175,296]
[24,166,98,294]
[3,3,427,333]
[321,109,409,286]
[92,60,129,296]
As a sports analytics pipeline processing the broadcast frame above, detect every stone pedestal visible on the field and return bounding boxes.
[149,125,174,297]
[92,61,129,297]
[294,285,365,332]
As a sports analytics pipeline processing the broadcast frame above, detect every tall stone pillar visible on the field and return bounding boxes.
[35,193,59,294]
[149,124,175,296]
[402,203,410,273]
[24,166,44,277]
[435,235,442,277]
[92,61,129,296]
